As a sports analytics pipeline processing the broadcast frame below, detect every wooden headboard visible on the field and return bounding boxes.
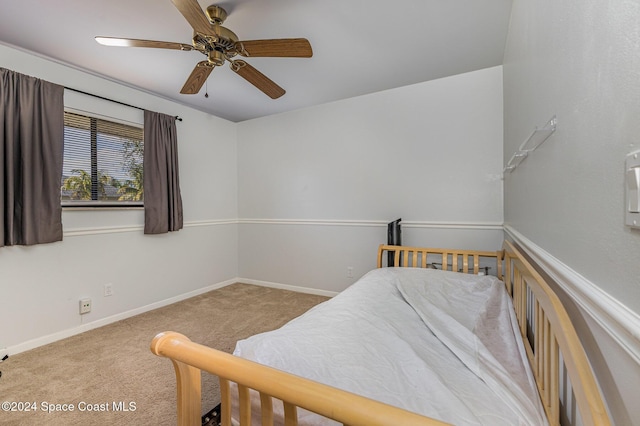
[377,243,503,278]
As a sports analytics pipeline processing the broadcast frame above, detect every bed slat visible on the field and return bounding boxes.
[550,338,560,424]
[284,402,298,426]
[172,356,202,426]
[219,378,232,426]
[260,393,274,425]
[238,384,251,425]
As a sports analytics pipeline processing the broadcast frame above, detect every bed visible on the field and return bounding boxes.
[151,241,611,426]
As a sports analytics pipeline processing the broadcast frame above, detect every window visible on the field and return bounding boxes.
[61,110,144,207]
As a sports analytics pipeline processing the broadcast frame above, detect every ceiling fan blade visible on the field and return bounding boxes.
[230,60,285,99]
[95,36,193,51]
[171,0,215,37]
[180,61,215,94]
[236,38,313,58]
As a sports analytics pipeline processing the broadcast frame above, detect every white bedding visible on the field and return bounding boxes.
[232,268,548,426]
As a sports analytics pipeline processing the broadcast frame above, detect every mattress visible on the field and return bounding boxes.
[232,268,548,426]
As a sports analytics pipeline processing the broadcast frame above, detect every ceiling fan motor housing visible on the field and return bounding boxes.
[191,18,239,65]
[211,25,238,50]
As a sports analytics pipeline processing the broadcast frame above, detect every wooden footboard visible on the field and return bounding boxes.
[152,242,611,426]
[150,331,451,426]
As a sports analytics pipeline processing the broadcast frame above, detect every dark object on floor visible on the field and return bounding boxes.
[202,403,221,426]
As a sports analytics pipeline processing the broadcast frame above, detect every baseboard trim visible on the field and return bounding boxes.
[8,278,237,356]
[505,225,640,365]
[239,278,339,298]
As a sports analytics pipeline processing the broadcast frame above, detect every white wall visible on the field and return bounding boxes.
[1,48,504,351]
[237,67,504,292]
[503,1,640,424]
[0,44,239,352]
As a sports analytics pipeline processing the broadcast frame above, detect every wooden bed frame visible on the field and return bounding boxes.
[151,241,611,426]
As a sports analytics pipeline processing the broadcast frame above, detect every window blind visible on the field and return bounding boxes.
[62,111,144,206]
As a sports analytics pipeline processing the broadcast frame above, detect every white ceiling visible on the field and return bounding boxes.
[0,0,513,122]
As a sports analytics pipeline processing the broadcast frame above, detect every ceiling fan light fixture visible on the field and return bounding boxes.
[208,49,226,66]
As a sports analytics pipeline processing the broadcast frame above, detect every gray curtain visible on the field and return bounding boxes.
[0,68,64,247]
[143,110,183,234]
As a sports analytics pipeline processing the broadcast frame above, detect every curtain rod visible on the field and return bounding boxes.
[64,86,183,121]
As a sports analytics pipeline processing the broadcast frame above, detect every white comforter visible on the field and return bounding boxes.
[233,268,548,426]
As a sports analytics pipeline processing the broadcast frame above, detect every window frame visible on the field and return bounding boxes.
[61,108,144,209]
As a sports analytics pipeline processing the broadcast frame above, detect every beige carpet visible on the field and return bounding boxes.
[0,283,328,425]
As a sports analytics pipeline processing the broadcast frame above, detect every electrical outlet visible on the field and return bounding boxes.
[79,298,91,314]
[347,267,354,278]
[104,283,113,297]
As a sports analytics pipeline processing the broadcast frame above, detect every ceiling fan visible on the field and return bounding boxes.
[95,0,313,99]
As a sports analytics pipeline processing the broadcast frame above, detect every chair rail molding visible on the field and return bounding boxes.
[238,218,503,230]
[63,219,237,237]
[505,225,640,365]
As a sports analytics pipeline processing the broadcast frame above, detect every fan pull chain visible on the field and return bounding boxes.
[205,79,209,98]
